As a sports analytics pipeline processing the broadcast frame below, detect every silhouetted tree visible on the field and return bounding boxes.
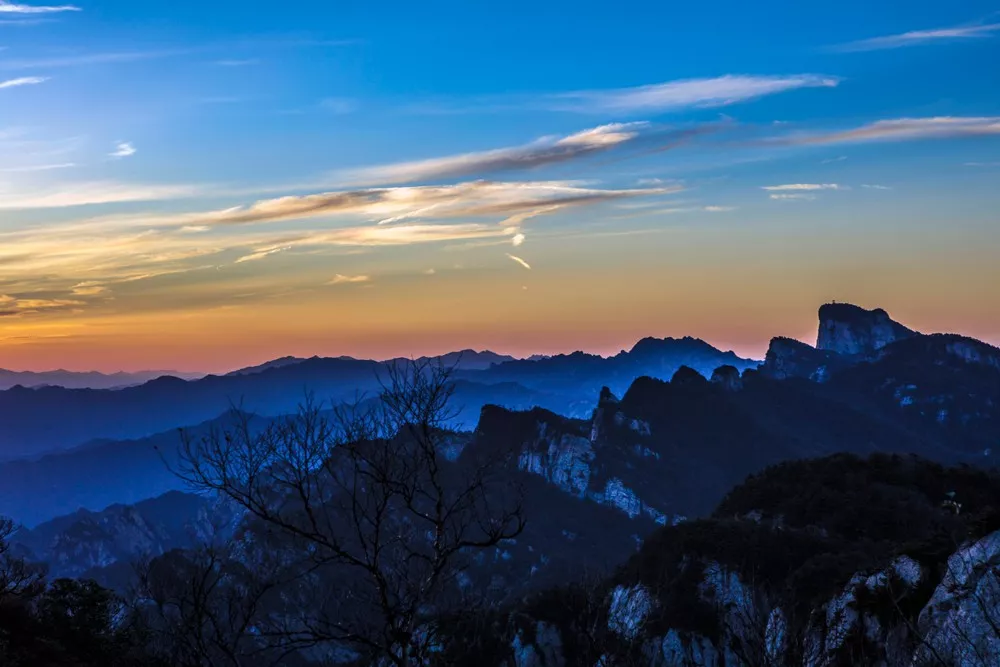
[172,360,525,665]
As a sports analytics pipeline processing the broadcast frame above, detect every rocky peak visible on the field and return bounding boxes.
[670,366,708,387]
[760,337,847,382]
[710,365,743,392]
[816,302,915,356]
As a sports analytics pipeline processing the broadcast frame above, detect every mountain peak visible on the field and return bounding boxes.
[817,302,915,356]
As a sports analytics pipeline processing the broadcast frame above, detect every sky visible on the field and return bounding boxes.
[0,0,998,373]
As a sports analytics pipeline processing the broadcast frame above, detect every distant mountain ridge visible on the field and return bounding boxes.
[0,368,203,391]
[0,337,756,461]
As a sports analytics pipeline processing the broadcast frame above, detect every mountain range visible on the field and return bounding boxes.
[4,301,1000,664]
[0,337,756,462]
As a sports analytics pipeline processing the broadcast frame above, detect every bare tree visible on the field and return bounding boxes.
[171,360,525,665]
[0,517,44,602]
[131,541,288,667]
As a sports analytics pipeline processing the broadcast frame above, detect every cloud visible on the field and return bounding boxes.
[762,183,843,191]
[423,268,436,275]
[213,59,259,67]
[0,1,79,13]
[830,22,1000,52]
[703,205,735,212]
[0,50,186,70]
[821,155,847,164]
[546,74,839,114]
[511,232,526,246]
[110,142,136,158]
[769,193,815,201]
[328,274,370,285]
[70,281,106,296]
[0,181,198,209]
[235,245,291,263]
[123,180,668,228]
[861,184,891,190]
[0,162,75,172]
[506,254,531,270]
[346,123,651,185]
[965,161,1000,167]
[0,76,47,89]
[414,75,839,116]
[775,116,1000,146]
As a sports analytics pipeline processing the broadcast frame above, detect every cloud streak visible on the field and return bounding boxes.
[506,254,531,270]
[769,193,815,201]
[412,74,839,116]
[118,180,670,229]
[0,1,79,13]
[831,22,1000,52]
[344,123,709,186]
[762,183,843,191]
[329,274,371,285]
[110,142,136,158]
[0,76,47,89]
[547,74,839,114]
[773,116,1000,146]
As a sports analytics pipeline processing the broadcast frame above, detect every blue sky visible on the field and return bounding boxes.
[1,0,999,371]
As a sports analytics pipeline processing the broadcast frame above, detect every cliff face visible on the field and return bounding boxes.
[816,303,915,356]
[760,336,846,381]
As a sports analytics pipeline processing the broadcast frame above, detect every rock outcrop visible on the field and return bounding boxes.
[709,365,743,392]
[760,336,846,381]
[816,302,915,356]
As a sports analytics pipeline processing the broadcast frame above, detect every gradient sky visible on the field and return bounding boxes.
[1,0,998,373]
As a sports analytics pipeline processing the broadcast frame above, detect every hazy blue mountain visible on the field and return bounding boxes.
[0,338,755,461]
[0,368,202,391]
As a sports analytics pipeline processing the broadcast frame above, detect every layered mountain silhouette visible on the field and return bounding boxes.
[0,338,755,461]
[0,367,202,391]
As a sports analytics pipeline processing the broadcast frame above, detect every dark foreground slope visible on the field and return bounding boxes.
[443,453,1000,666]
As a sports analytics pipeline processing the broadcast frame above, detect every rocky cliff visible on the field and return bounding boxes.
[816,302,915,356]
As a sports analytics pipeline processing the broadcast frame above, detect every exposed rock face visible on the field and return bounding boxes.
[760,336,845,381]
[816,303,914,356]
[14,491,238,578]
[917,529,1000,665]
[517,422,595,498]
[709,365,743,392]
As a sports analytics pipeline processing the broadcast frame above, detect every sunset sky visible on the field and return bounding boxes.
[1,0,998,373]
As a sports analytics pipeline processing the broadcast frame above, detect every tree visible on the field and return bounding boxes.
[0,517,44,602]
[172,360,525,665]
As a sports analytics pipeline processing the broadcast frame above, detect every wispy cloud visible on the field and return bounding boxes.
[110,141,136,158]
[774,117,1000,146]
[762,183,843,191]
[0,1,79,13]
[0,50,186,70]
[345,123,670,186]
[703,205,736,212]
[0,75,47,89]
[0,181,198,209]
[769,193,816,201]
[413,75,839,116]
[328,274,371,285]
[131,180,669,228]
[965,161,1000,167]
[547,74,839,114]
[821,155,847,164]
[234,245,291,263]
[213,58,259,67]
[830,22,1000,52]
[506,254,531,270]
[861,184,891,190]
[0,161,74,172]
